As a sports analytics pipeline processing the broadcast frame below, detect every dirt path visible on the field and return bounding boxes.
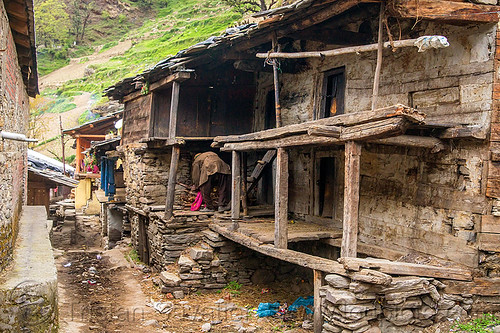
[52,214,313,333]
[54,216,158,333]
[39,40,132,90]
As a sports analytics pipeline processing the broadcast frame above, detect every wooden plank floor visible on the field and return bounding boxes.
[228,218,342,244]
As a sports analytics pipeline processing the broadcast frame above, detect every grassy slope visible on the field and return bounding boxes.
[56,0,241,96]
[33,0,241,158]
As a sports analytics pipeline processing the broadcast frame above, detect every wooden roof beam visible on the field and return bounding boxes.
[387,0,500,23]
[5,1,28,21]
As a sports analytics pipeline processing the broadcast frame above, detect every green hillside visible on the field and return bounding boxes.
[32,0,242,160]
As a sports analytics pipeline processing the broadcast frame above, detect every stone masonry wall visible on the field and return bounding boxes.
[0,2,29,271]
[321,272,472,333]
[121,144,193,257]
[159,229,313,294]
[256,20,496,266]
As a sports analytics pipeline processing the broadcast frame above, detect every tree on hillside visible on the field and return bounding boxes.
[67,0,95,45]
[35,0,70,47]
[222,0,289,13]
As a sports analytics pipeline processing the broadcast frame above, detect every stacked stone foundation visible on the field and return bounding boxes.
[321,272,472,333]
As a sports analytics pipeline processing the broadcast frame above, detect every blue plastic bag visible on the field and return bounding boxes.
[256,302,280,317]
[288,296,314,314]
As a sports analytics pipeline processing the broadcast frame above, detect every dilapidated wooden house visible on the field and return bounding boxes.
[106,0,500,331]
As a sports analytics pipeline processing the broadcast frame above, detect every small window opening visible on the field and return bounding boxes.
[320,67,346,118]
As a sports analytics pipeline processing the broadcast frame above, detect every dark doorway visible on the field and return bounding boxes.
[320,67,346,118]
[317,157,336,217]
[265,90,276,130]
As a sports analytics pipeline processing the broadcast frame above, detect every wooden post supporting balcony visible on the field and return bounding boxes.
[341,141,361,257]
[313,270,324,333]
[165,81,181,219]
[231,151,241,220]
[274,147,288,249]
[165,146,180,220]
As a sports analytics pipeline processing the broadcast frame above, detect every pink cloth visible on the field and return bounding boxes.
[191,192,203,211]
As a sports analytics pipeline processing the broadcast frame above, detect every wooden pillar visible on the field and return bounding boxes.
[371,2,385,111]
[75,137,82,174]
[241,152,248,216]
[274,147,288,249]
[341,141,361,258]
[231,151,241,220]
[165,80,181,218]
[169,81,180,137]
[272,33,282,128]
[313,270,324,333]
[165,146,180,219]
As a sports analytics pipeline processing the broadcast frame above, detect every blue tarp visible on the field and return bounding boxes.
[256,302,280,317]
[288,296,314,315]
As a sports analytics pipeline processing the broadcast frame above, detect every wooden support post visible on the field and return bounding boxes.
[75,137,82,174]
[272,33,282,128]
[165,79,181,218]
[165,146,180,219]
[313,270,324,333]
[231,151,241,220]
[59,116,66,175]
[341,141,361,257]
[241,152,248,216]
[169,81,180,138]
[372,2,385,111]
[274,147,288,249]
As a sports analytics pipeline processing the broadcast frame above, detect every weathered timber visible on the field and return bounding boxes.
[439,125,487,140]
[372,2,385,111]
[369,135,446,152]
[275,148,289,249]
[338,257,472,281]
[272,33,283,128]
[213,105,424,144]
[150,71,191,92]
[209,222,347,274]
[231,151,241,220]
[444,278,500,296]
[481,215,500,234]
[387,0,500,23]
[307,125,342,138]
[247,150,276,193]
[220,134,343,151]
[323,238,406,261]
[359,216,479,268]
[313,270,323,333]
[256,38,420,59]
[220,118,411,151]
[169,81,180,138]
[341,118,409,141]
[241,153,248,216]
[122,72,190,103]
[165,146,180,219]
[125,204,147,216]
[478,233,500,252]
[341,141,361,258]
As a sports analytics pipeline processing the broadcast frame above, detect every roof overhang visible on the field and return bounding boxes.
[4,0,38,97]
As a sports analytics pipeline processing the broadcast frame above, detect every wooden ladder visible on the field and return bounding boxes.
[247,149,277,193]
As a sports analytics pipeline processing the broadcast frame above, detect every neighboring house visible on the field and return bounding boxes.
[27,149,78,213]
[106,0,500,331]
[62,111,122,209]
[0,0,58,331]
[0,0,38,270]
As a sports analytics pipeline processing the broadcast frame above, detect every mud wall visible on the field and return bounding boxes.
[0,2,29,271]
[253,21,496,267]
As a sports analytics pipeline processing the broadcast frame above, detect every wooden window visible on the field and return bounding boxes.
[320,67,346,118]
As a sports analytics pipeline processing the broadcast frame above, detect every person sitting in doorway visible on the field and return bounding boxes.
[191,152,231,213]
